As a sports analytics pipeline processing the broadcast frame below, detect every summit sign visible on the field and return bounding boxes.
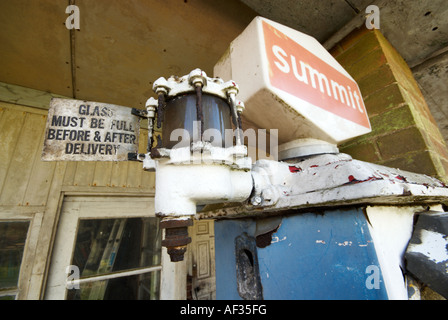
[42,98,140,161]
[263,21,370,129]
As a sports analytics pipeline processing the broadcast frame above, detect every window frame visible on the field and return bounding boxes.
[45,195,163,300]
[0,217,33,300]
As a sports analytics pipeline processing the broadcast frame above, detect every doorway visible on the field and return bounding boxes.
[187,219,216,300]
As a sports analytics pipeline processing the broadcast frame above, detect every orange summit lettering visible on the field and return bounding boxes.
[263,21,370,129]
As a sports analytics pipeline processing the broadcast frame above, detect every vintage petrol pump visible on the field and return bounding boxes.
[139,17,448,299]
[137,69,253,262]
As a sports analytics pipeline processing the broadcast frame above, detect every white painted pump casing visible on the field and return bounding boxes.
[149,69,253,218]
[214,16,372,147]
[154,160,252,217]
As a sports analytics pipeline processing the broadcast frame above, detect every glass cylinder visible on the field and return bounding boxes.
[161,93,232,149]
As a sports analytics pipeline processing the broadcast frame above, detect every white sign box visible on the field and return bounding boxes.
[214,17,371,145]
[42,98,140,161]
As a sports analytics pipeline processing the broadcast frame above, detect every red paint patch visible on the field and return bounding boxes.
[289,166,302,173]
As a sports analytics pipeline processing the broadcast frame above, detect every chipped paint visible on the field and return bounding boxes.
[405,211,448,298]
[271,235,287,244]
[337,241,353,246]
[199,153,448,220]
[407,229,448,264]
[345,175,383,185]
[289,165,302,173]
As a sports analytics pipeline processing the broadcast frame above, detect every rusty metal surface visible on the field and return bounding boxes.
[161,227,192,247]
[166,247,189,263]
[157,92,165,129]
[42,98,140,161]
[195,84,204,138]
[159,218,193,262]
[160,218,193,229]
[235,233,263,299]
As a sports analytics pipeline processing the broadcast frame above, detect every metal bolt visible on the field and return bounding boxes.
[251,196,262,206]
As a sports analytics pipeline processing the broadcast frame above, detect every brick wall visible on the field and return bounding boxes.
[330,28,448,183]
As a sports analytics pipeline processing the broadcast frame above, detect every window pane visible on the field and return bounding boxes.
[0,222,29,290]
[72,217,161,277]
[66,270,161,300]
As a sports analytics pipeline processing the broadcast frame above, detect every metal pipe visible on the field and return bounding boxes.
[68,266,162,286]
[195,84,204,139]
[228,92,242,146]
[157,92,165,129]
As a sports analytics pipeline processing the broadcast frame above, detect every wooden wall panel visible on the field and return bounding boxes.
[72,162,96,187]
[109,162,129,188]
[62,126,155,190]
[0,109,48,206]
[23,126,56,206]
[92,162,113,187]
[0,107,26,199]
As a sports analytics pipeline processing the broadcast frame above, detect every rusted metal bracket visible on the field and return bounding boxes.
[195,84,204,139]
[127,152,146,161]
[131,108,148,118]
[157,92,166,129]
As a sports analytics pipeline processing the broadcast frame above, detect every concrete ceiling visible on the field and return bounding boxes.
[0,0,257,108]
[0,0,447,143]
[240,0,448,66]
[240,0,372,44]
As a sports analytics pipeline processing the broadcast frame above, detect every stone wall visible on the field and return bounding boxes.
[330,28,448,183]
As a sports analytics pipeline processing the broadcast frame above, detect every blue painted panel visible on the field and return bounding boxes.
[258,208,388,300]
[214,208,388,300]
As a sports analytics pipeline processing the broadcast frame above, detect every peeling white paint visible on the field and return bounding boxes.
[198,154,448,221]
[316,240,326,244]
[337,241,352,246]
[271,236,287,244]
[407,229,448,264]
[365,205,439,300]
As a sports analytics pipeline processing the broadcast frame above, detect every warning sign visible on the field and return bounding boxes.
[42,98,140,161]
